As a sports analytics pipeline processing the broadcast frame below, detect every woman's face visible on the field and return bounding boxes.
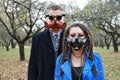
[69,26,85,39]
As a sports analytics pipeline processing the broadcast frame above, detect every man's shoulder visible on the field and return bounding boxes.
[33,29,49,37]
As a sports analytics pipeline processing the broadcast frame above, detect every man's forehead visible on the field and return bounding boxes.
[48,10,64,15]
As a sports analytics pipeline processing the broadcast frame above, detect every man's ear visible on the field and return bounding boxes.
[44,22,46,28]
[62,22,67,30]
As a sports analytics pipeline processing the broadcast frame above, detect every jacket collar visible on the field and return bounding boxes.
[61,60,72,80]
[82,51,94,79]
[83,55,94,79]
[61,50,94,79]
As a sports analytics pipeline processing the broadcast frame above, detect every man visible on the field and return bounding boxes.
[28,4,66,80]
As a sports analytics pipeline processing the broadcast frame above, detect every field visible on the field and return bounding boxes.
[0,46,120,80]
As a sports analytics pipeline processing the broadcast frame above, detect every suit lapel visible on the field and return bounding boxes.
[43,30,54,49]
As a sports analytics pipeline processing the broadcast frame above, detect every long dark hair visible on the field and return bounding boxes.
[61,22,97,76]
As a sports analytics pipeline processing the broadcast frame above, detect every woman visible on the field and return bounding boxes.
[54,23,105,80]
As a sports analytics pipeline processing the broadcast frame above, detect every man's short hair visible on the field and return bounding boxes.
[47,4,63,11]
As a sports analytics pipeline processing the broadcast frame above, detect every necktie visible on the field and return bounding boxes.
[54,34,59,54]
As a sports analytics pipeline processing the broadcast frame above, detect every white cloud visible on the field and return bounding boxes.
[39,0,88,9]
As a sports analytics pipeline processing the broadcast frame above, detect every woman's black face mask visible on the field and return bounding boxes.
[65,36,87,50]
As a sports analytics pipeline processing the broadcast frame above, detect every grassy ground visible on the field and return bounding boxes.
[94,47,120,80]
[0,46,120,80]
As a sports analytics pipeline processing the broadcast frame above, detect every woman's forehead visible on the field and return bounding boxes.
[69,27,84,34]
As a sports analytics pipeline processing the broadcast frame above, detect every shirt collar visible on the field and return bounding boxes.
[53,30,62,36]
[50,29,62,39]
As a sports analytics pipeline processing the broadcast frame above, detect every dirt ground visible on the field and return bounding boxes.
[0,59,28,80]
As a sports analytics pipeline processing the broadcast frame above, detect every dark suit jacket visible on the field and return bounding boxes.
[28,29,63,80]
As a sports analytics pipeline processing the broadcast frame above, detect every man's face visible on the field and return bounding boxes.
[46,10,65,33]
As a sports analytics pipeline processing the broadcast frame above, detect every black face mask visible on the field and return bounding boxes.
[65,36,87,50]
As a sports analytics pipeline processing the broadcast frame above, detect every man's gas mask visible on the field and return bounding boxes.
[45,21,66,30]
[65,36,87,50]
[45,14,66,30]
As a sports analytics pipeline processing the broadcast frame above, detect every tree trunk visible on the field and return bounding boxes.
[106,44,110,49]
[18,42,25,61]
[2,44,4,49]
[11,39,16,49]
[5,45,9,51]
[112,40,118,52]
[104,38,111,50]
[94,41,99,47]
[112,35,118,52]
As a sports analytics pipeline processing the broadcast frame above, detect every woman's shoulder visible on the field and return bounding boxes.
[93,51,102,61]
[93,51,101,57]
